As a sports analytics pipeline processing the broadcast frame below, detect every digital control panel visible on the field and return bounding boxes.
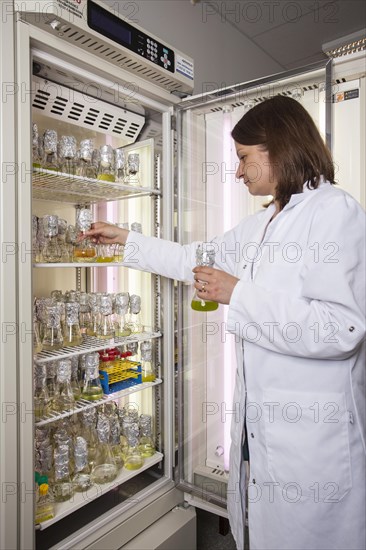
[87,0,175,73]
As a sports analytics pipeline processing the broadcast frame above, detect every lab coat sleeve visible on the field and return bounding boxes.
[122,231,237,283]
[122,232,197,282]
[227,192,366,359]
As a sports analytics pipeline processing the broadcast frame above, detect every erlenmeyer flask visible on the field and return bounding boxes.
[33,362,51,421]
[33,303,43,355]
[91,412,118,484]
[73,209,97,262]
[42,215,62,263]
[82,352,103,401]
[70,356,81,401]
[72,436,93,492]
[114,293,131,337]
[123,418,144,470]
[139,414,155,458]
[101,403,124,471]
[140,341,155,382]
[191,245,219,312]
[63,302,82,347]
[96,294,115,340]
[42,305,63,351]
[81,408,102,471]
[125,294,143,334]
[53,443,74,502]
[54,359,75,412]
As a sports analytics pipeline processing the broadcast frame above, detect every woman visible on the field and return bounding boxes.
[84,97,366,550]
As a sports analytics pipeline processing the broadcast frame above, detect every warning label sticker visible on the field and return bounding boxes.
[56,0,84,19]
[333,89,359,103]
[176,55,194,81]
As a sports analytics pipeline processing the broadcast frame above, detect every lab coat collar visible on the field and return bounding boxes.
[283,177,330,211]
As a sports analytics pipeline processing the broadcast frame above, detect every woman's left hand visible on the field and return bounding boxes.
[193,267,239,305]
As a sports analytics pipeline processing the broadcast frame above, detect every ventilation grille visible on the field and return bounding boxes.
[208,84,320,113]
[325,37,366,58]
[32,76,145,141]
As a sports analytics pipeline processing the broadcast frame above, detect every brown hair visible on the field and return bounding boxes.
[231,96,335,209]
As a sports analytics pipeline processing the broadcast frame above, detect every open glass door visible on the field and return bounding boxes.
[175,60,332,513]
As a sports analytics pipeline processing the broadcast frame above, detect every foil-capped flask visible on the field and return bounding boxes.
[74,209,97,262]
[42,304,63,350]
[96,295,115,340]
[115,148,126,183]
[97,144,115,182]
[42,129,59,171]
[63,302,82,347]
[53,359,75,412]
[126,294,143,334]
[73,436,92,491]
[42,215,62,263]
[59,135,77,175]
[82,352,103,401]
[91,413,118,484]
[139,414,155,457]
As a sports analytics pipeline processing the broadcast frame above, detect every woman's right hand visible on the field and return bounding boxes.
[80,221,129,245]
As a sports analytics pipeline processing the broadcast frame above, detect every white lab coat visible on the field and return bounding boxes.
[123,180,366,550]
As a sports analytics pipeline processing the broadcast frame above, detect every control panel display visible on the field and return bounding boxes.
[87,0,175,73]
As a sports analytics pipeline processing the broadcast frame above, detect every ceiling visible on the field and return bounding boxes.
[195,0,366,70]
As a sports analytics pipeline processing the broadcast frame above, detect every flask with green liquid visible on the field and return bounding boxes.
[191,245,219,312]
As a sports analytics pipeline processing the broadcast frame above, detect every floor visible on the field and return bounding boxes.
[196,508,249,550]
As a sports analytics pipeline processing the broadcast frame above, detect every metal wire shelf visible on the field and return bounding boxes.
[32,168,161,204]
[35,331,162,363]
[34,262,125,268]
[37,452,164,530]
[35,378,163,427]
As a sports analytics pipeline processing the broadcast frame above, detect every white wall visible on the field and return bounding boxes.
[102,0,283,94]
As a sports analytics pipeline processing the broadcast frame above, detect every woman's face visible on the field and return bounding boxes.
[235,142,277,197]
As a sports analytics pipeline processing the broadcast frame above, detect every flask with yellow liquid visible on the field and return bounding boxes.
[191,245,219,312]
[73,209,97,263]
[35,476,54,524]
